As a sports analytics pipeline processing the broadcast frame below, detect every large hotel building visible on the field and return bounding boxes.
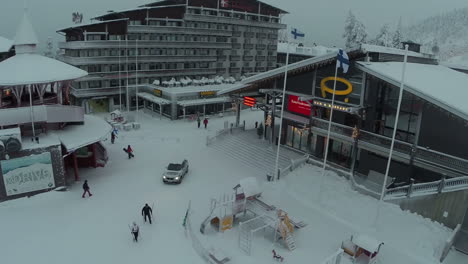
[57,0,287,112]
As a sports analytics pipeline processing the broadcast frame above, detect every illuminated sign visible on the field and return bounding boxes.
[288,95,312,116]
[200,91,216,98]
[320,77,353,103]
[313,100,353,113]
[243,96,256,107]
[154,89,162,97]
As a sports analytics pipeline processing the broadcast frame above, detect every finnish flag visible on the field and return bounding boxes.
[290,28,305,40]
[336,49,350,74]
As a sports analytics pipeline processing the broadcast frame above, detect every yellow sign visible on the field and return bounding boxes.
[200,91,216,97]
[320,77,353,103]
[154,89,162,97]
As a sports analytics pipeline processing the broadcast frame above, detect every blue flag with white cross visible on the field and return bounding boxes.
[336,49,350,73]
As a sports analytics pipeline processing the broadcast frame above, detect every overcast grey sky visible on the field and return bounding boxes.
[1,0,467,50]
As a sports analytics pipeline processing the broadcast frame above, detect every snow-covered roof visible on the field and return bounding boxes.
[442,54,468,71]
[14,12,39,46]
[155,83,240,95]
[177,97,231,107]
[356,61,468,121]
[137,92,171,105]
[0,36,13,53]
[0,54,88,86]
[277,42,337,57]
[57,18,129,32]
[51,115,112,152]
[353,234,382,253]
[218,51,341,95]
[361,44,428,59]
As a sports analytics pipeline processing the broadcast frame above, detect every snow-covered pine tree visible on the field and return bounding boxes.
[375,24,392,47]
[343,10,368,49]
[343,11,356,49]
[392,18,403,48]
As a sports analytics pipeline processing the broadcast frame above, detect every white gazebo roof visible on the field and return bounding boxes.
[0,10,87,87]
[0,36,13,53]
[0,54,88,86]
[14,12,38,46]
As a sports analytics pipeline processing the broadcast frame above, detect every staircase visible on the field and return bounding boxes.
[238,225,252,255]
[209,130,303,178]
[284,233,297,251]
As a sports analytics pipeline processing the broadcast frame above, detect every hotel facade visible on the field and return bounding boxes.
[57,0,287,113]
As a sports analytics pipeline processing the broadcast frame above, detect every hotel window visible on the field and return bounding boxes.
[88,81,101,88]
[199,62,209,68]
[110,80,119,87]
[86,34,101,41]
[110,65,119,72]
[129,20,142,25]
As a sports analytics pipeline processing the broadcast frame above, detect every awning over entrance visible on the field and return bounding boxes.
[51,115,112,152]
[137,92,171,105]
[275,111,309,125]
[178,97,231,107]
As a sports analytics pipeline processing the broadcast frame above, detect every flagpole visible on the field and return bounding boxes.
[273,33,290,182]
[118,36,122,111]
[126,36,129,113]
[317,56,340,202]
[374,44,409,227]
[136,39,139,120]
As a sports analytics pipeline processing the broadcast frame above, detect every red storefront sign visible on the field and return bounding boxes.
[288,95,312,116]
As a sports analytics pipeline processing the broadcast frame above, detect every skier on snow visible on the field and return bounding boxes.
[82,180,92,198]
[141,203,153,224]
[131,222,139,242]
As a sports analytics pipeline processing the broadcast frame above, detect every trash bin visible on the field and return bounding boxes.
[266,174,273,182]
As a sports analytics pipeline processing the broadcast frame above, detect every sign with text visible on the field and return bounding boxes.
[288,95,312,116]
[1,152,55,196]
[200,91,216,98]
[154,89,162,97]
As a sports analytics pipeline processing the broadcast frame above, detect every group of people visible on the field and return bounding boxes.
[130,203,154,242]
[196,116,209,129]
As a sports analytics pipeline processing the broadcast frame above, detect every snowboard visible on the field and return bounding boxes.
[123,148,135,158]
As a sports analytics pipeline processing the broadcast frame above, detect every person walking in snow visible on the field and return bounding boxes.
[111,130,117,144]
[82,180,92,198]
[131,222,139,242]
[197,116,201,128]
[203,118,208,129]
[124,145,134,159]
[141,203,153,224]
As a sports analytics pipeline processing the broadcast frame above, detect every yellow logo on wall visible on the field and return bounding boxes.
[320,77,353,103]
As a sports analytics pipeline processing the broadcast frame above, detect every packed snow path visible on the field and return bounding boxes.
[0,110,464,264]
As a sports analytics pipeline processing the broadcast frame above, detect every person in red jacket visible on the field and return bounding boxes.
[124,145,134,159]
[203,118,208,129]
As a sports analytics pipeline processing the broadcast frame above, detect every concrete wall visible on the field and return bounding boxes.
[391,189,468,229]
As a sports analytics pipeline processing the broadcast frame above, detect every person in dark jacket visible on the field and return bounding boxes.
[203,118,208,129]
[141,203,153,224]
[82,180,92,198]
[111,131,117,144]
[197,116,201,128]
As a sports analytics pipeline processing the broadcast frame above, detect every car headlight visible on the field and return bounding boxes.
[163,176,167,179]
[175,177,180,180]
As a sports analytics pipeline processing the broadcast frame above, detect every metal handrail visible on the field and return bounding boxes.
[310,117,468,174]
[385,176,468,200]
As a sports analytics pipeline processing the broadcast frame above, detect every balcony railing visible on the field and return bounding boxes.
[58,41,232,50]
[184,14,286,30]
[58,55,216,66]
[310,117,468,175]
[127,25,232,36]
[385,176,468,200]
[0,105,84,126]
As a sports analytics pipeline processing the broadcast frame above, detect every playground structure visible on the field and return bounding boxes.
[199,177,307,255]
[341,234,384,264]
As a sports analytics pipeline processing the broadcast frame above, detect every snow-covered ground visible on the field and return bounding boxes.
[0,110,465,264]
